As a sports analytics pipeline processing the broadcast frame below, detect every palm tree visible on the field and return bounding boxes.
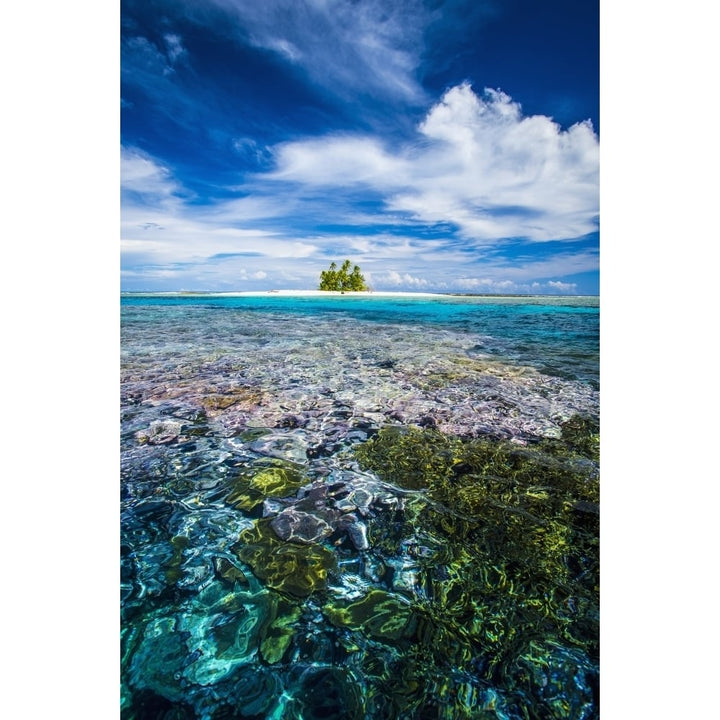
[318,260,368,291]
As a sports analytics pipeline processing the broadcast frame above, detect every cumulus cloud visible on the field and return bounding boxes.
[455,278,515,291]
[271,137,407,187]
[266,83,598,244]
[382,270,430,287]
[455,278,579,295]
[120,83,599,292]
[547,280,578,293]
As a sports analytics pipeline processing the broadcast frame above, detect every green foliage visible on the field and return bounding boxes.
[318,259,368,291]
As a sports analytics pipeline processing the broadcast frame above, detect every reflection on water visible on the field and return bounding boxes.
[121,296,599,719]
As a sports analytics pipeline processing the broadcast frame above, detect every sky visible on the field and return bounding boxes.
[121,0,599,294]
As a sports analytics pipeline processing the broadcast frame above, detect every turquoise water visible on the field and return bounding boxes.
[122,294,599,386]
[121,294,599,719]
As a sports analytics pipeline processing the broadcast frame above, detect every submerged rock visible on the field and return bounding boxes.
[342,515,370,551]
[250,431,311,464]
[331,485,374,515]
[127,616,188,702]
[270,508,334,544]
[135,419,184,445]
[208,664,282,718]
[131,580,303,689]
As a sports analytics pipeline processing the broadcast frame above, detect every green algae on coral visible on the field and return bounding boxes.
[225,458,307,511]
[354,425,461,490]
[259,595,302,664]
[513,640,597,718]
[353,417,600,688]
[233,519,336,598]
[323,589,414,642]
[213,556,249,586]
[164,534,190,585]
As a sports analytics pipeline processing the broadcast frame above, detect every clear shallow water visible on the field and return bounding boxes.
[121,294,599,719]
[122,294,599,386]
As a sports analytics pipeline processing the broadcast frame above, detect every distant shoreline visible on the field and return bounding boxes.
[121,289,599,299]
[122,289,444,298]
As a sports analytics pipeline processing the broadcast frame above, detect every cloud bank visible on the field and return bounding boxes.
[269,83,599,243]
[122,84,598,292]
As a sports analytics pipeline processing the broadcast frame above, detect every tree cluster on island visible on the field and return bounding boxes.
[318,259,369,292]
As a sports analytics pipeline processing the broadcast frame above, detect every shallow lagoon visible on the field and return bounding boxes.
[121,294,599,719]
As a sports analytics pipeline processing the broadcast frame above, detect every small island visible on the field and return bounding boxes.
[318,259,369,292]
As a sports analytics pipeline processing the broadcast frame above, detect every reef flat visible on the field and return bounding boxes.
[121,294,599,719]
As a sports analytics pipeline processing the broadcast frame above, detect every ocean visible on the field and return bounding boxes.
[121,293,599,719]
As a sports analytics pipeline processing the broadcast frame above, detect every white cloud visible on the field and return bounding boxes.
[121,209,318,264]
[455,278,516,291]
[205,0,429,104]
[463,250,599,284]
[547,280,578,293]
[121,146,182,201]
[124,36,169,74]
[266,83,599,244]
[121,147,320,271]
[260,37,302,63]
[270,137,408,186]
[122,258,276,291]
[120,82,599,292]
[123,35,185,79]
[455,277,579,295]
[382,270,429,287]
[163,33,187,64]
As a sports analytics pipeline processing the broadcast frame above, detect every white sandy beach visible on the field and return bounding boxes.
[221,289,445,297]
[174,289,449,298]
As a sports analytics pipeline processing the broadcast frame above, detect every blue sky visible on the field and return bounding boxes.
[121,0,599,294]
